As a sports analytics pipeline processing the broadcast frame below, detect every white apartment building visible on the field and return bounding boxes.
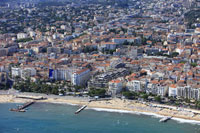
[108,79,123,96]
[31,46,43,53]
[60,25,67,30]
[11,67,21,78]
[98,42,117,50]
[71,68,90,86]
[0,65,5,72]
[177,86,200,100]
[29,31,36,37]
[157,85,168,96]
[112,37,141,44]
[12,67,36,79]
[127,79,141,92]
[168,84,177,97]
[17,33,28,39]
[21,68,36,79]
[51,69,72,81]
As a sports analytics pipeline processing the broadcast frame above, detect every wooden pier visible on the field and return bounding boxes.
[75,105,87,114]
[10,101,35,112]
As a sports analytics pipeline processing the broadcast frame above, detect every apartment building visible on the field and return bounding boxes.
[112,37,141,44]
[49,68,72,81]
[127,79,141,92]
[71,68,91,87]
[108,79,123,96]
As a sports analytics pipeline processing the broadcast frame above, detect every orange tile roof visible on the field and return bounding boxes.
[151,80,159,84]
[92,54,99,57]
[110,79,121,83]
[170,84,177,88]
[74,68,89,74]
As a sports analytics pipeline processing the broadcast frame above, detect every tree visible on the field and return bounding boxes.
[195,101,200,109]
[74,86,83,92]
[121,27,127,33]
[12,80,62,95]
[185,98,190,103]
[184,10,200,29]
[142,94,148,100]
[16,37,32,43]
[89,89,106,97]
[191,63,197,67]
[41,47,47,53]
[122,91,134,99]
[141,36,147,45]
[180,61,187,64]
[170,52,179,58]
[155,96,162,103]
[109,29,117,34]
[51,88,58,95]
[122,40,129,45]
[60,90,65,95]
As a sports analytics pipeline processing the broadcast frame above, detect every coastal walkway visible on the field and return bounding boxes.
[75,105,87,114]
[10,101,35,112]
[16,95,46,100]
[9,94,47,112]
[75,98,112,114]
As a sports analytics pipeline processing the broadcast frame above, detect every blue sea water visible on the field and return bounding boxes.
[0,103,200,133]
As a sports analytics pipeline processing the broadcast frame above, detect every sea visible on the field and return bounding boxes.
[0,103,200,133]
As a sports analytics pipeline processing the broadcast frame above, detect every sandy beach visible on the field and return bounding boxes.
[1,92,200,123]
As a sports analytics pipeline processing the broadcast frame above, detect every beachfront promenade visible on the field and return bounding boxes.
[0,89,90,101]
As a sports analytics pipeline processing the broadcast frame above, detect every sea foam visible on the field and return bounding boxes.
[87,107,200,125]
[49,101,78,106]
[172,117,200,125]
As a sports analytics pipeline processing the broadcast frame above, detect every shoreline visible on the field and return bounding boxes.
[1,94,200,124]
[87,107,200,125]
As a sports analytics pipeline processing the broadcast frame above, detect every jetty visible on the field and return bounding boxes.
[10,101,35,112]
[75,105,87,114]
[159,116,172,123]
[16,95,46,100]
[89,98,112,102]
